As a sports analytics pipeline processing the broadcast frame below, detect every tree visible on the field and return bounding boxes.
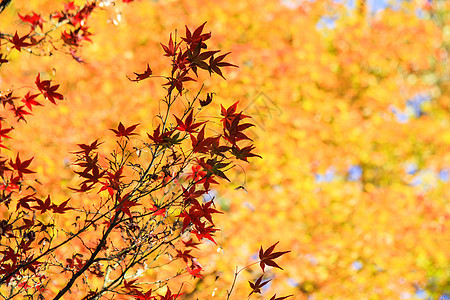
[0,1,290,299]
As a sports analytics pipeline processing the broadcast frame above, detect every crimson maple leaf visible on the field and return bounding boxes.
[18,12,45,30]
[174,110,205,133]
[21,92,42,111]
[187,264,203,279]
[73,139,103,156]
[133,289,154,300]
[52,199,72,214]
[270,294,294,300]
[35,74,63,104]
[9,154,35,178]
[0,54,8,65]
[9,32,32,52]
[182,22,211,49]
[11,105,32,122]
[208,52,238,79]
[161,33,179,57]
[110,122,139,139]
[32,196,55,214]
[248,275,271,296]
[231,145,262,162]
[164,70,195,94]
[259,241,290,272]
[0,122,13,149]
[116,193,140,217]
[199,93,213,107]
[128,64,152,82]
[158,287,183,300]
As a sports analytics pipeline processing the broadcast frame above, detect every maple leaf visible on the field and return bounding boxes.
[248,275,271,296]
[259,241,290,272]
[128,64,152,82]
[116,193,140,217]
[150,204,166,216]
[182,22,211,49]
[21,92,42,111]
[35,74,63,104]
[164,70,195,95]
[16,194,37,211]
[187,264,203,279]
[9,32,32,52]
[191,221,218,244]
[9,154,35,179]
[199,93,213,107]
[0,91,18,108]
[64,1,77,11]
[0,122,12,140]
[161,33,179,57]
[11,105,32,122]
[182,238,200,249]
[175,249,194,263]
[174,110,205,133]
[147,125,174,145]
[269,294,294,300]
[231,145,262,162]
[110,122,140,139]
[52,199,72,214]
[73,139,103,156]
[18,12,45,30]
[32,195,55,213]
[122,279,141,293]
[134,289,154,300]
[0,54,8,65]
[158,287,183,300]
[208,52,238,79]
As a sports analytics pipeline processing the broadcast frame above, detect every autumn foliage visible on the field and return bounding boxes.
[1,0,449,299]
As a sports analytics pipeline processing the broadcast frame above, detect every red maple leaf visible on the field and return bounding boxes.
[110,122,140,139]
[174,110,205,133]
[199,93,213,107]
[231,145,262,162]
[0,54,8,65]
[35,74,63,104]
[158,287,183,300]
[161,33,179,57]
[182,22,211,49]
[18,12,45,30]
[9,154,35,179]
[187,264,203,279]
[9,32,32,52]
[248,275,271,296]
[164,70,195,95]
[208,52,238,79]
[52,199,72,214]
[21,92,42,111]
[128,64,152,82]
[32,195,55,213]
[258,241,290,272]
[11,105,32,122]
[116,193,140,217]
[270,294,294,300]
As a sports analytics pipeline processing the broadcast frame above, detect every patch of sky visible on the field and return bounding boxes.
[404,162,418,175]
[315,167,335,183]
[390,93,431,123]
[438,169,449,182]
[410,169,438,190]
[203,189,216,202]
[351,260,363,271]
[415,289,428,299]
[348,165,362,181]
[287,278,300,287]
